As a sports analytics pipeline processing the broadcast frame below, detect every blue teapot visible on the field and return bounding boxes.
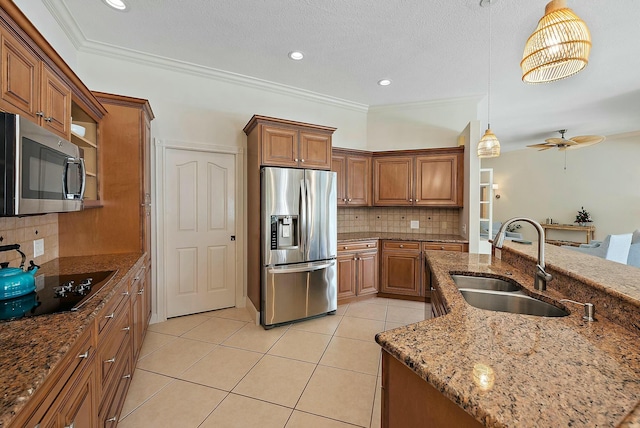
[0,244,39,300]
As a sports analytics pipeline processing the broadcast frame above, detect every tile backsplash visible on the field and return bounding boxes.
[338,207,460,234]
[0,214,58,267]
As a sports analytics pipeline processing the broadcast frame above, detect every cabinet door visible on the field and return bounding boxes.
[373,157,413,206]
[337,252,357,300]
[41,64,71,139]
[347,155,371,206]
[381,250,421,296]
[0,28,40,121]
[261,126,299,167]
[331,154,347,206]
[357,251,378,296]
[415,154,461,207]
[142,112,152,254]
[300,131,331,170]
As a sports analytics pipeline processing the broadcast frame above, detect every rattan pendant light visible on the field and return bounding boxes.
[477,0,500,159]
[521,0,591,83]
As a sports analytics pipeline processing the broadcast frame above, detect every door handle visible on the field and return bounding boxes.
[231,235,236,241]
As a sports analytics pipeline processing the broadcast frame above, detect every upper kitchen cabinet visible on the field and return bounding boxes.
[59,93,154,257]
[373,147,464,207]
[332,148,372,206]
[244,115,335,170]
[0,25,71,139]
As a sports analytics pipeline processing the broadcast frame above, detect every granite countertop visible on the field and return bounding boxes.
[376,244,640,427]
[0,253,144,427]
[337,232,468,243]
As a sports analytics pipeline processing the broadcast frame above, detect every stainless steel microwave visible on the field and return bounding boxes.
[0,113,85,216]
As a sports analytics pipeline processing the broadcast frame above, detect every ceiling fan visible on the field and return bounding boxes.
[527,129,606,151]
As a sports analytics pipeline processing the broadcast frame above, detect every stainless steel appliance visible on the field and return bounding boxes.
[0,270,117,321]
[0,112,85,216]
[261,167,337,328]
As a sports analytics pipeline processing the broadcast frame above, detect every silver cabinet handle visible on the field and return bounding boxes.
[36,111,44,117]
[343,246,348,250]
[122,374,132,379]
[122,291,130,296]
[44,117,53,122]
[342,198,347,202]
[105,312,115,319]
[347,198,352,202]
[122,326,131,332]
[106,416,117,423]
[78,350,89,359]
[294,158,299,162]
[367,244,373,247]
[105,357,116,364]
[64,422,75,428]
[400,244,404,248]
[138,288,144,295]
[441,246,445,250]
[409,199,413,202]
[416,199,420,202]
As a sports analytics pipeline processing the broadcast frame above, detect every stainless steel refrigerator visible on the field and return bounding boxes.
[261,167,337,328]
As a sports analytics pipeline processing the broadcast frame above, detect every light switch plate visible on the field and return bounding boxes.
[410,220,419,229]
[33,239,44,257]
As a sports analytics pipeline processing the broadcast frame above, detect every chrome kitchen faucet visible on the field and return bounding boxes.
[493,217,553,291]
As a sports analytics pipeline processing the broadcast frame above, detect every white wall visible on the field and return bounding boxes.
[460,121,483,253]
[366,97,480,151]
[482,133,640,242]
[74,52,368,150]
[14,0,78,69]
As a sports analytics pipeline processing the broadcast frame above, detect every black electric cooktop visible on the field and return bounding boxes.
[0,270,117,321]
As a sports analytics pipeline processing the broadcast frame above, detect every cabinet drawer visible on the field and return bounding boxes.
[99,354,132,428]
[98,282,130,337]
[383,241,420,251]
[338,240,378,252]
[98,303,131,392]
[422,242,465,252]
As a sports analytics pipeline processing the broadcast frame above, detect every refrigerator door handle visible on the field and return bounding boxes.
[267,260,336,274]
[299,178,306,256]
[305,178,312,259]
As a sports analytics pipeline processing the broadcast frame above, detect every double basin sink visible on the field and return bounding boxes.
[451,274,569,317]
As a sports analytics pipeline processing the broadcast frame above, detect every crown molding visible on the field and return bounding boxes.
[41,0,368,113]
[368,95,484,113]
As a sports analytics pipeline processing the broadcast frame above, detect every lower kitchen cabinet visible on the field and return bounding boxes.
[380,241,423,298]
[382,350,482,428]
[337,240,378,302]
[423,242,467,304]
[131,262,150,363]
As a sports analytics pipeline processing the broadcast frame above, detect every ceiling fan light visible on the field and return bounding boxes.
[477,128,501,158]
[521,0,591,83]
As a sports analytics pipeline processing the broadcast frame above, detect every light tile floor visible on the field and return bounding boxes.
[119,297,431,428]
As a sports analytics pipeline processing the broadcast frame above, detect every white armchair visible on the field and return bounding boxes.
[480,221,523,241]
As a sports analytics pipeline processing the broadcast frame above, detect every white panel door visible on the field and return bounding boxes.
[165,148,236,318]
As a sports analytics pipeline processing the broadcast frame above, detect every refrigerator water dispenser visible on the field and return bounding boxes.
[270,215,299,250]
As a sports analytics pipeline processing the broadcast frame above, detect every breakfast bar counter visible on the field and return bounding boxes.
[376,242,640,427]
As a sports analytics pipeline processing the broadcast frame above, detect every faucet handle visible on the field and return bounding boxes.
[559,299,595,322]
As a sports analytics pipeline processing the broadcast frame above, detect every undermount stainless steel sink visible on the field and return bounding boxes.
[451,274,520,292]
[458,289,569,317]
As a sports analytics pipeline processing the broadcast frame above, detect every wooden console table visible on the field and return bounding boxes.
[542,223,595,245]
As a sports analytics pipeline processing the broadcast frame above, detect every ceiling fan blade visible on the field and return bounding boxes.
[544,138,565,145]
[565,135,606,150]
[537,146,554,151]
[527,143,552,149]
[570,135,606,145]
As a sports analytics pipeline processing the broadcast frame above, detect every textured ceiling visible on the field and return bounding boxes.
[46,0,640,149]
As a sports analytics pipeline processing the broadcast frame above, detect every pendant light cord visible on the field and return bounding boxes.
[487,0,492,130]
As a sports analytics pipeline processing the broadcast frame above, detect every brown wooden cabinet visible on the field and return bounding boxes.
[332,148,372,206]
[337,240,378,301]
[373,148,463,207]
[244,115,335,170]
[131,263,150,363]
[0,26,71,139]
[59,93,154,257]
[380,240,423,297]
[382,350,482,428]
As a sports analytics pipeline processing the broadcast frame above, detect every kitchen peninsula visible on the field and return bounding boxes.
[376,242,640,427]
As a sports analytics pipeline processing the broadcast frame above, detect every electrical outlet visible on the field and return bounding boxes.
[410,220,419,229]
[462,224,467,234]
[33,239,44,258]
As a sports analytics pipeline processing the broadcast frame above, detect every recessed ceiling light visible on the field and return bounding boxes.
[378,79,392,86]
[288,51,304,61]
[102,0,128,11]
